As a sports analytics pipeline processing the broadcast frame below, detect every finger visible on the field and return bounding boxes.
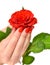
[4,27,23,59]
[9,28,28,64]
[18,33,31,63]
[1,26,14,44]
[0,29,15,50]
[20,27,33,56]
[0,28,15,49]
[21,33,31,56]
[5,27,15,42]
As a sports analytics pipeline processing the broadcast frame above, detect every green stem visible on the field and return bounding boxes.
[22,63,24,65]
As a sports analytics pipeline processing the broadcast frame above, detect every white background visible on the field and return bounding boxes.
[0,0,50,65]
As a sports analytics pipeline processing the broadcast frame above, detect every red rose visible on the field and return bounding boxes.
[9,9,37,32]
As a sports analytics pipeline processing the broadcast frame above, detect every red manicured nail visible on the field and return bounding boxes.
[30,26,34,33]
[19,27,24,32]
[25,27,30,33]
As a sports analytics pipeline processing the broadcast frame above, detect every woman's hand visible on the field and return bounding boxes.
[0,27,31,65]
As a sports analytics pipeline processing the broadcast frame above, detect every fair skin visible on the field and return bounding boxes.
[0,27,31,65]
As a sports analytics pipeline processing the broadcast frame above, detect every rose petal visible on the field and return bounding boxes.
[28,17,37,26]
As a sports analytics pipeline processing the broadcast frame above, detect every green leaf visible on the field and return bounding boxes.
[29,41,45,53]
[28,33,50,53]
[22,56,35,65]
[6,27,12,36]
[32,32,50,49]
[0,31,6,41]
[0,27,12,41]
[32,33,49,43]
[23,32,50,64]
[43,35,50,49]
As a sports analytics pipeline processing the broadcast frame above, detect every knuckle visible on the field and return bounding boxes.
[22,34,26,38]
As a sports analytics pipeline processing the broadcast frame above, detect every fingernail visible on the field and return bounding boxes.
[25,27,30,33]
[29,26,34,33]
[19,27,24,32]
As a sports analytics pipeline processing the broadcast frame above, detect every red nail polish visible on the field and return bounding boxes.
[29,28,33,33]
[19,27,24,32]
[25,27,30,33]
[29,26,34,33]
